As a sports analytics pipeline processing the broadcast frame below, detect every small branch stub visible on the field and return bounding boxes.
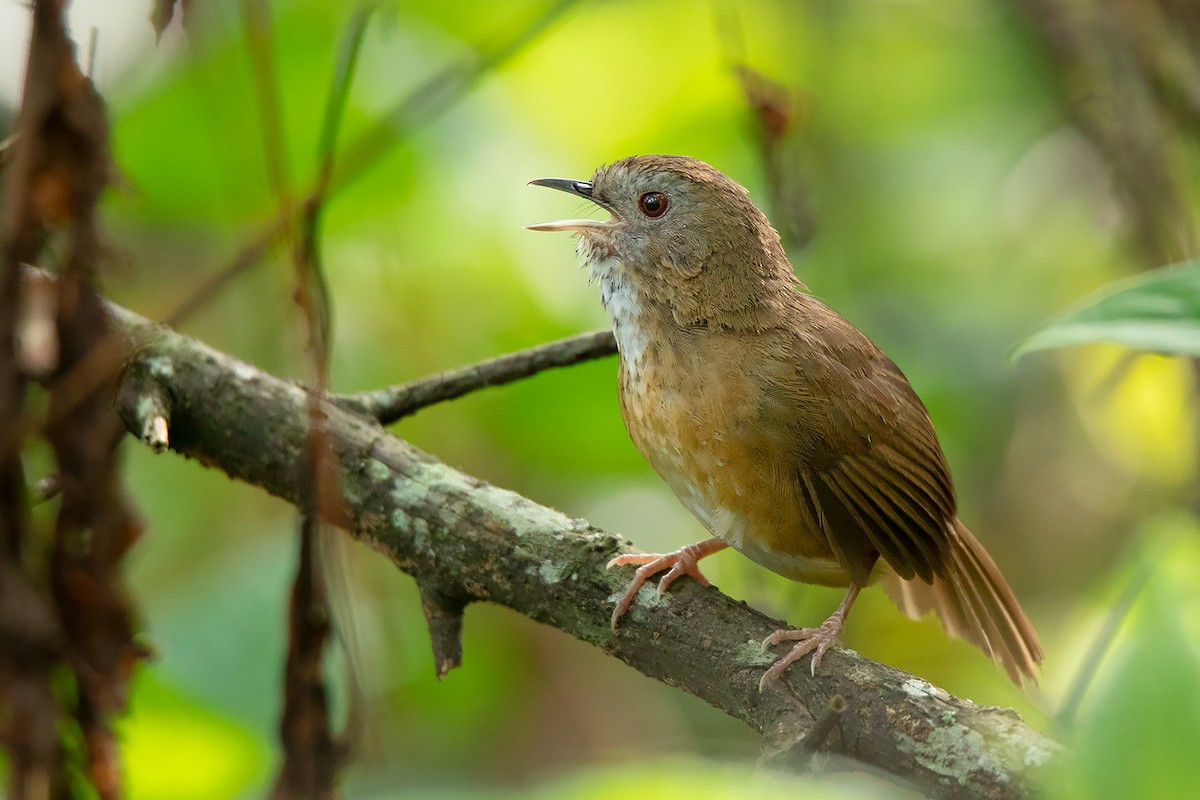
[758,693,847,771]
[417,582,467,681]
[795,693,846,757]
[116,359,171,454]
[145,413,169,453]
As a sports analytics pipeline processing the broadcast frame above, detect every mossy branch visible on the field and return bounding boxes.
[91,287,1057,800]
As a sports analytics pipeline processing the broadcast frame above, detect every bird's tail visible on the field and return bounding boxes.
[884,519,1042,685]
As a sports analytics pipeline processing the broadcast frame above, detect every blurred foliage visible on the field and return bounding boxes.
[4,0,1200,797]
[1015,260,1200,358]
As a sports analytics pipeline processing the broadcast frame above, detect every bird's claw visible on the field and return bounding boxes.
[757,614,846,692]
[607,543,717,630]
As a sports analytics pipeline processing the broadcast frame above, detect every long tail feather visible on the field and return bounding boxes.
[885,519,1042,684]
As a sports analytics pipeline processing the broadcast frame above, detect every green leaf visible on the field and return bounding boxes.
[1012,261,1200,359]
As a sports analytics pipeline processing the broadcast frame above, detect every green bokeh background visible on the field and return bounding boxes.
[6,0,1200,797]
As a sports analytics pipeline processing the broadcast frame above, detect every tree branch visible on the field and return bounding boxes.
[84,282,1055,799]
[338,329,617,424]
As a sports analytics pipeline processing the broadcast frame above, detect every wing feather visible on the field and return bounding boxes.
[800,472,877,585]
[836,457,941,581]
[771,301,958,584]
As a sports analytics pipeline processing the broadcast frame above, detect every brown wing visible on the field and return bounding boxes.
[764,299,957,586]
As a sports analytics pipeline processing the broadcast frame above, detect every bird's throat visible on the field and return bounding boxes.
[585,254,653,380]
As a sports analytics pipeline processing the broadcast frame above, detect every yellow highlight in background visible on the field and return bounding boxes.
[119,672,269,800]
[527,757,899,800]
[1060,345,1196,485]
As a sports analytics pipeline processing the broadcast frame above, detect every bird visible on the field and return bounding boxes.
[527,155,1042,689]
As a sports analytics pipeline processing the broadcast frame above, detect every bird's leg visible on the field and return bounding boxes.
[606,538,728,630]
[758,584,862,691]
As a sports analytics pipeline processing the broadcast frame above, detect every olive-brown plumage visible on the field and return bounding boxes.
[528,155,1042,686]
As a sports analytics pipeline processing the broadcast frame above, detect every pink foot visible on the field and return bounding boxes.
[606,539,726,630]
[758,584,861,691]
[758,613,846,692]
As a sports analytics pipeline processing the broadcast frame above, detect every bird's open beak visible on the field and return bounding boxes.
[525,178,618,232]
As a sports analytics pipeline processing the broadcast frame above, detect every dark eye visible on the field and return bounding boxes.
[638,191,669,218]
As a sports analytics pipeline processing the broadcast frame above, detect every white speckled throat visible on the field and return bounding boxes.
[581,248,651,380]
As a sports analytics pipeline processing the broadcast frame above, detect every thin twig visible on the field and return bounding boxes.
[338,329,617,425]
[161,218,286,328]
[240,3,355,794]
[758,692,848,771]
[315,4,374,195]
[85,27,98,79]
[293,1,375,384]
[795,694,847,754]
[274,512,344,798]
[283,8,379,785]
[241,0,291,203]
[299,4,377,735]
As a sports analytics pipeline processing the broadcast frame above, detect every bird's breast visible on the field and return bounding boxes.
[595,286,848,586]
